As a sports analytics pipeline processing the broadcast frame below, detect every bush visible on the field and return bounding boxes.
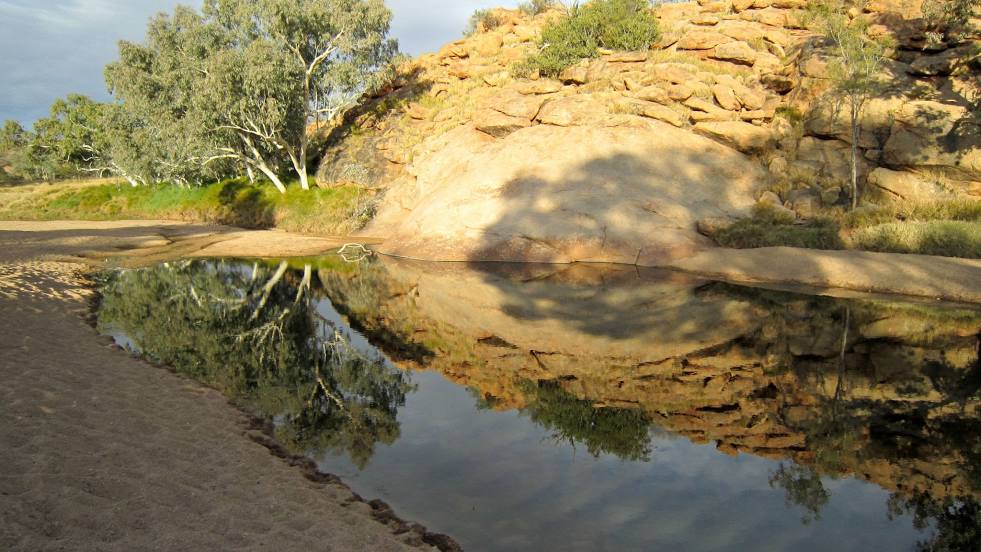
[519,0,557,16]
[515,0,660,77]
[465,9,506,36]
[714,218,845,250]
[713,199,981,258]
[923,0,980,43]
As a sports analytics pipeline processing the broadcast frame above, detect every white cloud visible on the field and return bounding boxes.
[0,0,115,28]
[0,0,523,123]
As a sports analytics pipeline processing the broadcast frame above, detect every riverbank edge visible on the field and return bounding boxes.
[77,281,463,552]
[3,220,980,304]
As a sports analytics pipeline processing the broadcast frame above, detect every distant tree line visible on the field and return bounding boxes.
[1,0,398,191]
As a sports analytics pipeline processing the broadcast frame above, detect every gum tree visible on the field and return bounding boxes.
[106,7,232,187]
[106,0,397,192]
[203,0,399,190]
[809,0,889,210]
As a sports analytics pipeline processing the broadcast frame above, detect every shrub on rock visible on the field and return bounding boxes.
[514,0,660,77]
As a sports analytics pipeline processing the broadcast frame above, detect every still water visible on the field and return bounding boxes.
[96,256,981,551]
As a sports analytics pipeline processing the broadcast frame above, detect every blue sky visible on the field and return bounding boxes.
[0,0,522,125]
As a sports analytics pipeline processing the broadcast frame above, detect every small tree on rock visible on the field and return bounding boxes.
[809,0,890,210]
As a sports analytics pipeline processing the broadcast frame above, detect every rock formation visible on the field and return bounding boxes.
[315,1,980,263]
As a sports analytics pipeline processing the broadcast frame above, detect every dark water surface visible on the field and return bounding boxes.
[96,256,981,551]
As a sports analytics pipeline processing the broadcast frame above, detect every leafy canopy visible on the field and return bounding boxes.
[104,0,398,191]
[516,0,660,77]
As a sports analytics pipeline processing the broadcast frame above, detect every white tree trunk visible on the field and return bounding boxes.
[241,134,288,193]
[287,148,310,191]
[850,98,860,211]
[255,161,287,194]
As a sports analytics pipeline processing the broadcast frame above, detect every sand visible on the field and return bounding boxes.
[0,222,454,552]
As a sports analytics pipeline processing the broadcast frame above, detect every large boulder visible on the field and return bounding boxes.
[712,41,758,65]
[867,168,952,202]
[368,121,763,266]
[882,101,981,184]
[908,46,980,77]
[481,90,547,120]
[677,31,733,50]
[796,137,874,183]
[474,109,533,138]
[535,95,612,127]
[805,97,905,149]
[316,131,404,188]
[693,121,776,154]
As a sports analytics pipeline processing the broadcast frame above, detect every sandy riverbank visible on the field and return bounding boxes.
[0,222,454,551]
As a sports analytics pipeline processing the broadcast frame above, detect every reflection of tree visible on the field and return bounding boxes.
[769,463,830,524]
[97,260,412,468]
[889,493,981,552]
[519,380,653,461]
[317,260,434,364]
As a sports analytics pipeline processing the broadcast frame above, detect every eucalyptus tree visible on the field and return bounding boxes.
[0,120,30,181]
[202,0,398,190]
[0,120,27,152]
[808,0,889,210]
[106,0,397,192]
[106,6,234,187]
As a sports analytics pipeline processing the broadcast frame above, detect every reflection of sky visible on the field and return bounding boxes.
[317,370,922,552]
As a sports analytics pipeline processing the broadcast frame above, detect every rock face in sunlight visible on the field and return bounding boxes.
[316,1,980,247]
[368,120,761,265]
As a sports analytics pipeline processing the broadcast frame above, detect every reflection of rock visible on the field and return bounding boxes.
[320,259,981,504]
[375,257,763,360]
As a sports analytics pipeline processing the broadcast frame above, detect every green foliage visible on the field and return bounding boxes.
[714,199,981,258]
[0,120,26,152]
[769,464,830,524]
[889,493,981,552]
[518,0,557,16]
[519,380,654,461]
[715,217,845,250]
[0,178,367,234]
[923,0,980,44]
[515,0,660,77]
[98,260,413,467]
[465,9,506,36]
[104,0,398,191]
[841,199,981,228]
[0,120,30,183]
[807,0,891,209]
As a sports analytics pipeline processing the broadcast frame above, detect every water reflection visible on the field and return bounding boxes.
[97,260,412,468]
[97,256,981,551]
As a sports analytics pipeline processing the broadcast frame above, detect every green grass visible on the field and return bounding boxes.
[712,199,981,258]
[850,221,981,258]
[0,178,374,235]
[715,218,845,250]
